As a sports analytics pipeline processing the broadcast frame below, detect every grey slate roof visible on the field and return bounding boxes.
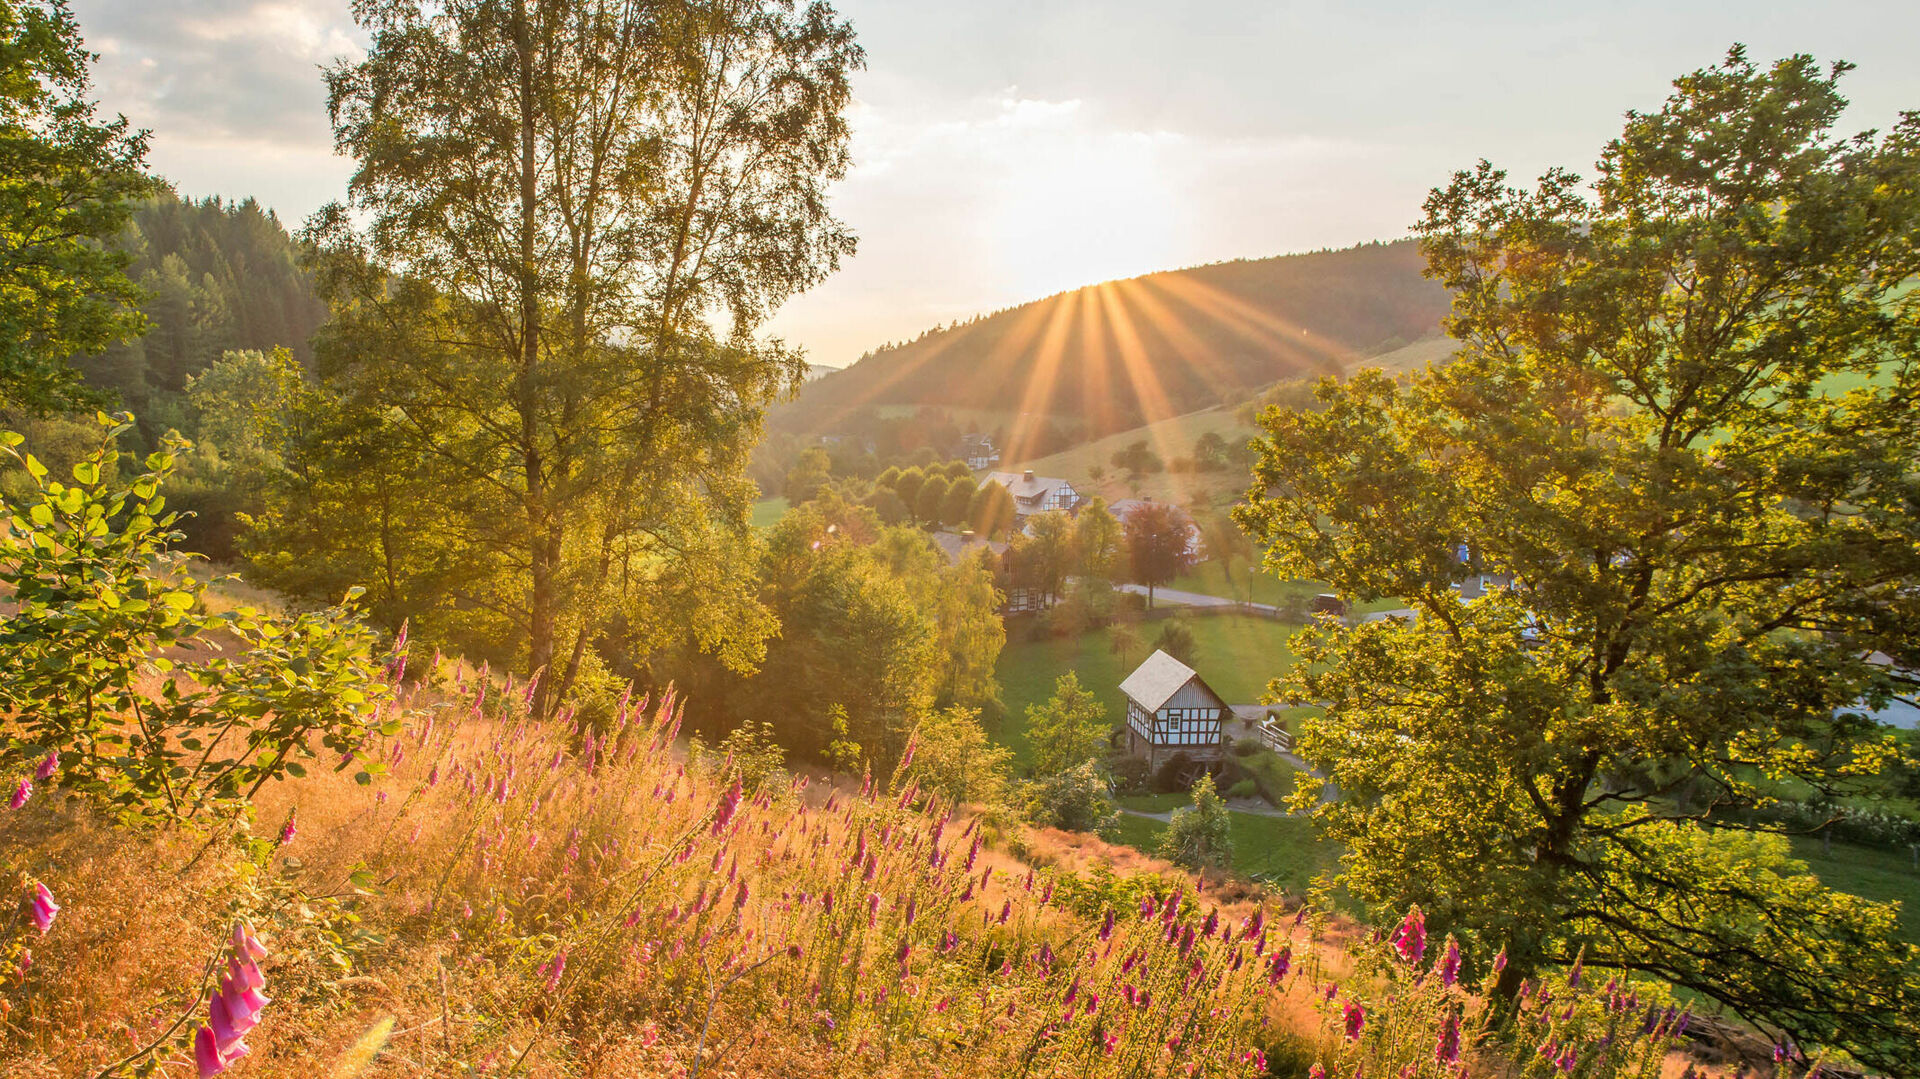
[1118,649,1200,712]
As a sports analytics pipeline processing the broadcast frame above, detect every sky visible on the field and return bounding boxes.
[71,0,1920,368]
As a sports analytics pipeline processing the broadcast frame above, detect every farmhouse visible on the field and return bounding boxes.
[1119,649,1230,772]
[956,433,1000,471]
[983,469,1081,518]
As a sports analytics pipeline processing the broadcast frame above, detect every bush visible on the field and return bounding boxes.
[1158,774,1232,870]
[1020,761,1120,837]
[1226,778,1258,799]
[1109,754,1151,795]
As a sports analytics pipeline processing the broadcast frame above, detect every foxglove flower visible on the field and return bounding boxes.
[1390,905,1426,965]
[711,778,742,836]
[9,779,30,809]
[194,1026,228,1078]
[29,882,59,934]
[1342,1000,1366,1041]
[277,809,297,846]
[1435,1011,1461,1064]
[34,751,57,781]
[1438,937,1461,987]
[1268,946,1291,986]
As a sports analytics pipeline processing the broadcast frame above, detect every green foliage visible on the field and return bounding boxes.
[1237,47,1920,1069]
[0,414,395,826]
[784,446,832,504]
[1110,439,1162,477]
[1020,760,1120,836]
[293,0,861,704]
[0,0,154,413]
[1123,501,1195,605]
[1154,616,1198,667]
[903,705,1011,810]
[940,474,976,526]
[915,473,950,525]
[1073,496,1123,582]
[967,477,1015,538]
[1024,671,1111,776]
[1158,774,1233,870]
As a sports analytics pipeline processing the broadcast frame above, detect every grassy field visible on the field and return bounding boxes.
[1349,335,1457,377]
[1113,811,1343,901]
[994,614,1303,768]
[749,496,790,530]
[1010,406,1256,507]
[1792,837,1920,945]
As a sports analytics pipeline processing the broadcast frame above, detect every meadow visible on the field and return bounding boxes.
[993,614,1303,768]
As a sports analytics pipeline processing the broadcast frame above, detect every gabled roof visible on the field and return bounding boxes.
[1119,649,1204,712]
[985,471,1073,504]
[929,530,1008,566]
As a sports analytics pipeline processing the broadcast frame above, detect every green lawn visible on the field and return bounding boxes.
[749,497,790,530]
[1792,837,1920,945]
[1112,810,1344,901]
[994,614,1303,769]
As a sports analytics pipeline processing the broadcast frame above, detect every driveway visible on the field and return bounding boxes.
[1115,583,1281,616]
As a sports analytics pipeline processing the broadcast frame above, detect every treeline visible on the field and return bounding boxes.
[79,191,328,441]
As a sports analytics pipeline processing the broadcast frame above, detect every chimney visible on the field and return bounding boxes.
[1023,469,1036,483]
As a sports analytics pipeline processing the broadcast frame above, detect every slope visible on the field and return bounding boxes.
[772,239,1448,460]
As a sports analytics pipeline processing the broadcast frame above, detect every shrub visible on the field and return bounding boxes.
[1020,761,1120,837]
[0,414,398,829]
[1159,774,1232,870]
[1226,779,1258,800]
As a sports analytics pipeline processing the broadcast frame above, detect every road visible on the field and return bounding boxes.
[1115,583,1281,615]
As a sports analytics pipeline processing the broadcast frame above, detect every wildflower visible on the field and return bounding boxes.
[277,809,297,846]
[1309,1067,1327,1079]
[1492,947,1508,974]
[194,1026,229,1077]
[867,892,881,928]
[1391,905,1426,965]
[1342,1000,1366,1041]
[1566,950,1584,988]
[1099,907,1115,941]
[997,900,1011,924]
[543,948,568,992]
[29,883,58,934]
[34,752,57,781]
[9,778,30,809]
[231,921,269,961]
[903,895,918,928]
[1438,937,1462,987]
[712,777,743,835]
[1435,1011,1461,1065]
[734,881,750,911]
[1267,946,1291,986]
[1243,1049,1267,1070]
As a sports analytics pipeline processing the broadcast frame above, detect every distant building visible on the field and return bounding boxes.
[983,469,1081,518]
[1108,498,1204,559]
[929,530,1045,614]
[1119,650,1230,772]
[929,529,1008,566]
[956,433,1000,471]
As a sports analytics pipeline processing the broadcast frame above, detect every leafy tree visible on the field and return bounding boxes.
[893,466,926,519]
[968,479,1015,538]
[941,474,977,526]
[1123,501,1194,607]
[304,0,860,710]
[1191,431,1229,471]
[1159,773,1232,870]
[874,464,901,489]
[785,446,833,504]
[1198,511,1255,603]
[915,473,951,526]
[1018,508,1075,602]
[1110,623,1144,669]
[904,705,1011,810]
[0,415,396,827]
[862,485,907,525]
[942,459,972,481]
[1110,439,1162,478]
[1020,761,1119,836]
[1236,48,1920,1069]
[1073,496,1123,582]
[1025,671,1111,776]
[1154,617,1198,668]
[0,0,154,413]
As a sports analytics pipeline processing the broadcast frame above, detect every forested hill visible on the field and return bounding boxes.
[771,239,1448,456]
[78,191,328,434]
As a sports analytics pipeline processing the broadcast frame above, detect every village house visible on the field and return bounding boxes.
[956,433,1000,471]
[929,529,1047,613]
[1119,649,1230,772]
[983,469,1081,519]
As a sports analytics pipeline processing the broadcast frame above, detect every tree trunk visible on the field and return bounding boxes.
[514,0,554,715]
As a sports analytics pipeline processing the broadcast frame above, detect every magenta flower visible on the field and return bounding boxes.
[1438,937,1462,987]
[1268,945,1292,986]
[1492,947,1508,974]
[29,882,59,934]
[1342,1000,1366,1041]
[10,778,30,809]
[543,947,567,993]
[194,1026,228,1077]
[711,778,742,836]
[33,751,57,781]
[1390,905,1426,965]
[1099,907,1115,941]
[1435,1011,1461,1064]
[1309,1065,1328,1079]
[277,809,297,846]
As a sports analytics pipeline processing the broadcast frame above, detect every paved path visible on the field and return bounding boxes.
[1115,583,1281,616]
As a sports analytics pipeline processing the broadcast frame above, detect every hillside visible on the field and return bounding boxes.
[772,240,1448,460]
